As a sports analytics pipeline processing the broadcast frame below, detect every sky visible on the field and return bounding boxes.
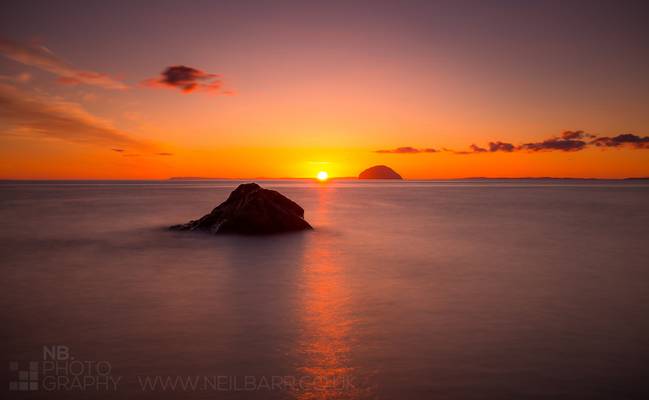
[1,0,648,179]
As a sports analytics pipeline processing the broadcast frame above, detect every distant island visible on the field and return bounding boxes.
[358,165,403,180]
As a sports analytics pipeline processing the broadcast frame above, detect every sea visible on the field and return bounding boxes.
[1,179,648,399]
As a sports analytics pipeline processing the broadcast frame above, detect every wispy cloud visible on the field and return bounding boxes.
[375,146,438,154]
[0,83,147,149]
[142,65,228,94]
[449,144,488,155]
[0,72,32,83]
[0,38,127,90]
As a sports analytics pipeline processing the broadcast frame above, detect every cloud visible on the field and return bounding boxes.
[560,130,594,140]
[375,146,437,154]
[489,141,515,152]
[452,131,593,153]
[0,72,32,84]
[17,72,32,82]
[0,38,127,90]
[110,150,172,157]
[515,130,594,152]
[519,136,587,152]
[591,133,649,149]
[142,65,226,94]
[457,134,588,154]
[0,83,148,150]
[470,144,488,153]
[450,143,511,155]
[426,130,648,156]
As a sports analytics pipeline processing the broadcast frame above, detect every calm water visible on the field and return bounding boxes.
[1,180,649,399]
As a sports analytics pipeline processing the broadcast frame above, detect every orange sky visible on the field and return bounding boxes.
[1,1,648,179]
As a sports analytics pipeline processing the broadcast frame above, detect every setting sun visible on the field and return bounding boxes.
[316,171,329,182]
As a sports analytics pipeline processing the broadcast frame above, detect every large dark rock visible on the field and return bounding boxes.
[358,165,403,179]
[170,183,312,234]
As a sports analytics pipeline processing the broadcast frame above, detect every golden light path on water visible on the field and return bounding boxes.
[292,185,369,399]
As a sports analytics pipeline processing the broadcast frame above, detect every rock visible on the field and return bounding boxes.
[358,165,403,179]
[170,183,313,234]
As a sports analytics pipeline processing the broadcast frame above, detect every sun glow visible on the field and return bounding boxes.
[316,171,329,182]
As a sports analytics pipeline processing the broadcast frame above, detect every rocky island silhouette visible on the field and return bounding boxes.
[358,165,403,179]
[170,183,312,234]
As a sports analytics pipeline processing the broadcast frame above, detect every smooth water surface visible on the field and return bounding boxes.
[2,180,649,399]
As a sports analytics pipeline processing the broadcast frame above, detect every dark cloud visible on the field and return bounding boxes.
[513,131,593,152]
[519,136,587,152]
[514,130,602,152]
[0,38,127,90]
[0,83,148,149]
[381,130,648,156]
[375,146,437,154]
[142,65,226,94]
[489,141,515,152]
[111,148,172,157]
[450,143,510,154]
[470,144,488,153]
[560,130,594,140]
[591,133,649,149]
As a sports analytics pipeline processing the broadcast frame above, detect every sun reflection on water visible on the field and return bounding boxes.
[291,185,369,399]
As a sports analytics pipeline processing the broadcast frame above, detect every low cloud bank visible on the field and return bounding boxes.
[378,130,649,155]
[375,146,437,154]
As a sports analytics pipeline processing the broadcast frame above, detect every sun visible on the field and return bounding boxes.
[316,171,329,182]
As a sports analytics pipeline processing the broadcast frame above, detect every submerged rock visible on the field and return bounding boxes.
[358,165,403,179]
[170,183,313,234]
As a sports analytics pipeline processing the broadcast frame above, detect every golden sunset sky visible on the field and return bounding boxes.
[1,1,648,179]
